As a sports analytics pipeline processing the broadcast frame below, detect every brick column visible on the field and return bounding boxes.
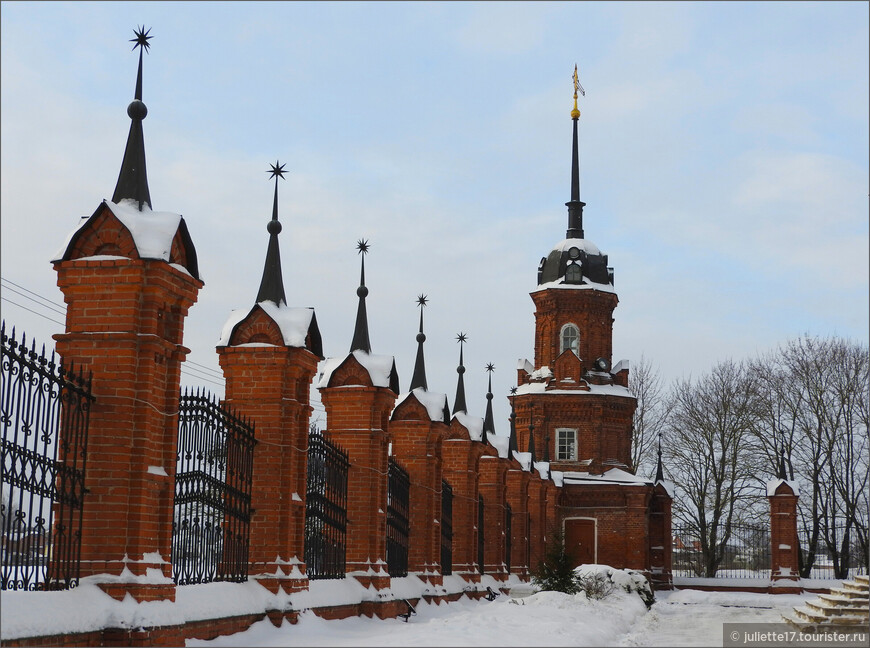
[319,357,396,590]
[648,483,673,590]
[442,424,486,586]
[527,473,547,574]
[478,453,508,582]
[390,393,449,587]
[769,480,800,591]
[54,224,201,602]
[505,467,531,580]
[218,309,319,594]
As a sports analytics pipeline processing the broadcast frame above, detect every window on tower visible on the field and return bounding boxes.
[560,323,579,356]
[565,262,582,284]
[556,428,578,461]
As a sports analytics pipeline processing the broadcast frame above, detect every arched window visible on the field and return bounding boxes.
[560,323,579,356]
[565,262,582,284]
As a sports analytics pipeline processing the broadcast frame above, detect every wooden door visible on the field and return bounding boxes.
[564,518,596,567]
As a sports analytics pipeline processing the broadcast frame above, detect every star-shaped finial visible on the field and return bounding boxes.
[268,160,287,180]
[456,332,467,344]
[486,363,495,373]
[510,386,517,395]
[416,294,428,308]
[130,26,153,53]
[356,239,370,255]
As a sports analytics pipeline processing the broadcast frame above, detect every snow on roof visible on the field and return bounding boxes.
[453,411,484,442]
[766,478,800,497]
[513,381,633,399]
[513,450,532,471]
[655,479,675,498]
[517,358,534,374]
[549,237,602,257]
[612,359,630,374]
[488,432,510,458]
[549,470,564,487]
[53,199,183,264]
[317,349,396,389]
[531,277,616,294]
[562,467,653,487]
[393,387,448,423]
[217,302,315,347]
[533,460,550,480]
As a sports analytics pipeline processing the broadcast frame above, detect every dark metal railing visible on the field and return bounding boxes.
[440,479,453,576]
[172,388,256,586]
[386,457,410,577]
[477,495,485,574]
[305,426,349,580]
[504,502,512,573]
[799,524,868,580]
[1,322,93,591]
[672,522,771,578]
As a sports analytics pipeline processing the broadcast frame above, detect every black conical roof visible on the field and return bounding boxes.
[112,27,153,211]
[256,162,288,306]
[409,295,428,391]
[350,240,372,353]
[508,389,518,454]
[482,364,495,444]
[452,333,468,415]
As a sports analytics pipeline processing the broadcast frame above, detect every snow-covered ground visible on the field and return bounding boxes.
[186,588,815,647]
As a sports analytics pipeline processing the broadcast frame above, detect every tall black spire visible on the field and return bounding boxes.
[655,433,664,482]
[452,333,468,415]
[508,387,519,454]
[409,294,428,391]
[256,161,288,305]
[350,239,372,353]
[482,363,495,444]
[566,64,586,240]
[112,26,153,211]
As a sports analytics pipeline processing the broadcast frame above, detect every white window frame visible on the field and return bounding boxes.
[556,428,578,461]
[560,323,579,356]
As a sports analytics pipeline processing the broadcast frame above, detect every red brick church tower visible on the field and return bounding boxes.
[511,67,672,586]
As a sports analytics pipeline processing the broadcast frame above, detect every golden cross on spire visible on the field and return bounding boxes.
[571,63,585,120]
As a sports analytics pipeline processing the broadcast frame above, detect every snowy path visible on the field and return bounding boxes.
[617,589,812,647]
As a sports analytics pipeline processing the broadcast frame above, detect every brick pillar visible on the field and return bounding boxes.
[625,490,651,571]
[505,468,531,580]
[769,480,800,591]
[319,356,396,590]
[53,209,201,602]
[442,423,486,586]
[390,392,449,587]
[218,308,319,594]
[478,453,508,582]
[527,473,547,574]
[648,483,673,590]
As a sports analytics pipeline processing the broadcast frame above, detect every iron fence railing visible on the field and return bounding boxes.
[440,479,452,576]
[1,322,93,591]
[305,426,349,580]
[798,524,869,580]
[386,458,409,577]
[672,522,771,578]
[172,388,255,585]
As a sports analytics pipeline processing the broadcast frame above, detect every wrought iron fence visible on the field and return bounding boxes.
[1,322,93,591]
[305,426,349,580]
[386,457,409,577]
[440,479,452,576]
[798,524,868,580]
[172,388,256,585]
[504,502,512,573]
[477,495,485,574]
[672,522,771,578]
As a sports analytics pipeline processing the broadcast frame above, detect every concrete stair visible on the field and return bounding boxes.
[783,574,869,633]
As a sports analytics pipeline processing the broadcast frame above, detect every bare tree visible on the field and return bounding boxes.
[663,359,764,577]
[628,354,669,478]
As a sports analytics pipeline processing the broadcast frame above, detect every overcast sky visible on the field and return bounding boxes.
[2,1,868,452]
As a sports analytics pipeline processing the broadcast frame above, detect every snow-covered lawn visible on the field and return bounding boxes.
[186,588,815,647]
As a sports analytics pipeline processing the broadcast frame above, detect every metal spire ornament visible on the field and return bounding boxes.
[452,332,468,415]
[349,239,372,353]
[112,26,154,210]
[565,63,586,239]
[482,363,496,445]
[255,161,288,305]
[508,387,519,454]
[409,294,429,391]
[655,432,665,482]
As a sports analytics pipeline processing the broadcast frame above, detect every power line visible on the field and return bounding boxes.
[1,277,67,311]
[1,298,66,327]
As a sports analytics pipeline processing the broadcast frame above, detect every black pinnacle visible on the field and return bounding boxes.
[482,363,495,445]
[508,387,518,454]
[655,433,664,482]
[112,26,153,211]
[256,161,288,306]
[566,65,585,239]
[528,417,536,466]
[409,294,429,391]
[452,333,468,415]
[542,425,550,463]
[778,448,788,481]
[349,239,372,353]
